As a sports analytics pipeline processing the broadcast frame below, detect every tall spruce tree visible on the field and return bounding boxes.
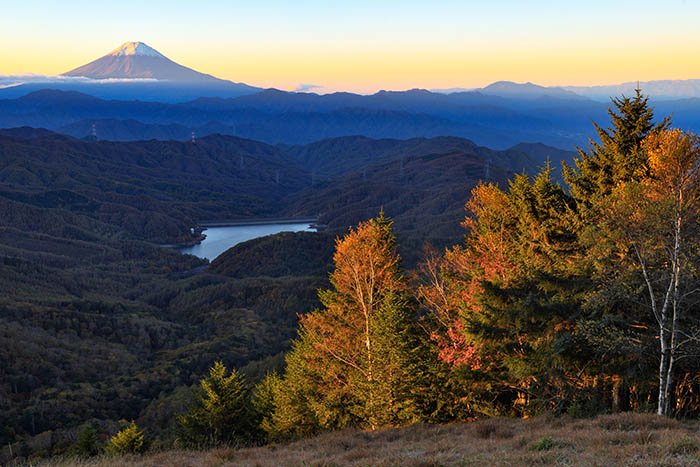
[564,88,669,205]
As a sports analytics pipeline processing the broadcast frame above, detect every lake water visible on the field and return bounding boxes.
[180,223,315,260]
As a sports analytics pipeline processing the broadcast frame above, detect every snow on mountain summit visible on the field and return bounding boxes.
[109,42,165,58]
[62,41,224,82]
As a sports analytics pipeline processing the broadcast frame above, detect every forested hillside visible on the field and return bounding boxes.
[5,91,697,465]
[0,128,538,462]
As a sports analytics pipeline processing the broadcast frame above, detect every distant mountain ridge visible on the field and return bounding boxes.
[4,85,700,150]
[0,88,605,149]
[434,80,700,101]
[478,81,587,100]
[564,79,700,101]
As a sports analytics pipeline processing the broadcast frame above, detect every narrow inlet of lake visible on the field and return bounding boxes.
[180,223,316,260]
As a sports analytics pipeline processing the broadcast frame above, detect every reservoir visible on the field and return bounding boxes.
[180,222,316,260]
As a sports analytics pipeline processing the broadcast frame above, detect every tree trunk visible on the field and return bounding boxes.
[658,332,671,416]
[658,211,683,416]
[612,376,624,412]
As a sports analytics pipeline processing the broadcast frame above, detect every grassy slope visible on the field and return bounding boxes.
[51,413,700,466]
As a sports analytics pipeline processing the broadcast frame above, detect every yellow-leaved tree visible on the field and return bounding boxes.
[596,129,700,415]
[106,421,146,456]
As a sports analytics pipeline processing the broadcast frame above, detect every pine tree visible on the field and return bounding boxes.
[177,361,255,448]
[256,339,324,440]
[251,372,280,435]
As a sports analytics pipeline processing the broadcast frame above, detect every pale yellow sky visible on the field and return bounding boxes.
[3,1,700,94]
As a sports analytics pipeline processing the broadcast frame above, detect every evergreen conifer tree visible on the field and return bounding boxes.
[564,88,669,204]
[69,423,101,458]
[177,361,255,448]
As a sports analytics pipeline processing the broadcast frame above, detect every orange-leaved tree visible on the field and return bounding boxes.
[262,213,425,438]
[418,166,584,416]
[417,182,517,369]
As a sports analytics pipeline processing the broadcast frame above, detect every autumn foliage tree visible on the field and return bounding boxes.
[106,422,147,456]
[592,129,700,415]
[263,213,426,438]
[418,165,586,416]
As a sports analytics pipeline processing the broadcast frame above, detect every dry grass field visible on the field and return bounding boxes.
[44,413,700,467]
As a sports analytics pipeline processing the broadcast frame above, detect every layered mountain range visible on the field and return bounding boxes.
[2,86,699,150]
[0,127,573,248]
[1,42,699,150]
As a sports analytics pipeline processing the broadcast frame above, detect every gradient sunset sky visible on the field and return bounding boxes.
[2,0,699,93]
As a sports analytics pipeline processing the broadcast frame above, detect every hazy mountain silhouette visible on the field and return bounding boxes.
[565,79,700,101]
[3,86,700,149]
[479,81,587,100]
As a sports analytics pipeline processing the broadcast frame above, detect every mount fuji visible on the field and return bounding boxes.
[0,42,260,102]
[63,41,224,82]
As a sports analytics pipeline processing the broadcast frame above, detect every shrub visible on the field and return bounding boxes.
[69,423,101,458]
[530,437,562,451]
[106,422,147,455]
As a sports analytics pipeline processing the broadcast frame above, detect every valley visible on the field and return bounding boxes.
[0,128,532,461]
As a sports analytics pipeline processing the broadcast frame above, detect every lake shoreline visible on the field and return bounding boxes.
[176,221,319,260]
[160,218,322,250]
[199,217,319,228]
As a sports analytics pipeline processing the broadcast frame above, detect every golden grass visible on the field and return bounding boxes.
[45,413,700,467]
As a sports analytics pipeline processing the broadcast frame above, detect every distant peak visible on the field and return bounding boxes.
[485,81,541,89]
[109,42,165,58]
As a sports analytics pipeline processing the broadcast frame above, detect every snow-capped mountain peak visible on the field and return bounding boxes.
[62,41,225,82]
[109,42,164,58]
